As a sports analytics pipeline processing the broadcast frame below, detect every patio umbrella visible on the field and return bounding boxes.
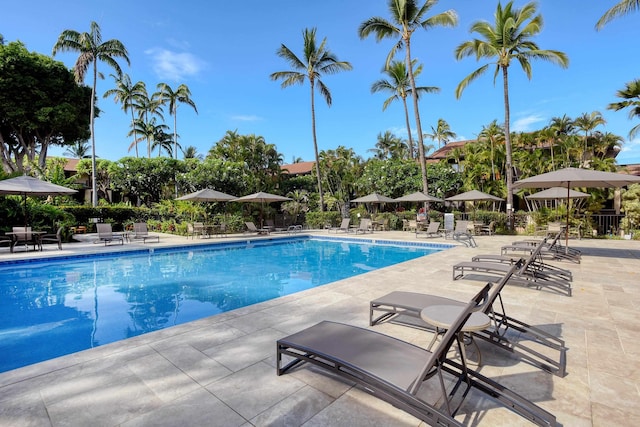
[176,188,236,202]
[0,175,77,228]
[233,191,292,227]
[394,191,443,203]
[351,192,396,203]
[445,189,504,202]
[525,187,590,215]
[514,167,640,249]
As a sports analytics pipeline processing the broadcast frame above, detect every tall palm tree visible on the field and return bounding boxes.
[370,60,438,159]
[182,145,202,160]
[270,27,353,211]
[368,131,408,160]
[454,1,568,228]
[52,21,129,207]
[104,74,146,157]
[607,78,640,140]
[359,0,458,195]
[477,119,504,181]
[156,83,198,159]
[63,140,91,159]
[137,89,165,158]
[574,111,606,166]
[596,0,640,29]
[426,118,456,149]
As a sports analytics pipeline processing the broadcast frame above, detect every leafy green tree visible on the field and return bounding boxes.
[107,157,180,205]
[270,27,353,212]
[359,0,458,195]
[454,1,568,228]
[53,21,130,207]
[156,83,198,159]
[318,146,363,214]
[178,157,247,199]
[596,0,639,29]
[76,158,115,203]
[608,79,640,140]
[371,60,437,159]
[208,130,284,193]
[104,74,146,157]
[0,41,91,173]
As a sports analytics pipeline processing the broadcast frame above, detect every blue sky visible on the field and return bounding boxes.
[4,1,640,165]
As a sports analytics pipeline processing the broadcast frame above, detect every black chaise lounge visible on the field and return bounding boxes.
[502,232,581,264]
[277,284,558,426]
[370,261,567,377]
[452,237,573,296]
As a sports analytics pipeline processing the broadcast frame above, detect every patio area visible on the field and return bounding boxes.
[0,231,639,426]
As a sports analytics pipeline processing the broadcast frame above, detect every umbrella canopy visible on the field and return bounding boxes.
[513,167,640,189]
[445,190,504,202]
[394,191,443,203]
[176,188,236,202]
[525,187,590,200]
[351,192,396,203]
[0,175,77,228]
[514,167,640,249]
[233,191,291,203]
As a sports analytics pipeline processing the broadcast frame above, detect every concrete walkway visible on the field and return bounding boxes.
[0,231,639,426]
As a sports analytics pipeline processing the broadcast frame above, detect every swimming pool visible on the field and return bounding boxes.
[0,236,450,373]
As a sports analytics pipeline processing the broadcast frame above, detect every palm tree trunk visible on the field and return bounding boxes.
[173,108,178,160]
[405,40,429,198]
[91,63,98,207]
[310,81,324,212]
[401,97,414,159]
[130,109,138,158]
[502,66,514,230]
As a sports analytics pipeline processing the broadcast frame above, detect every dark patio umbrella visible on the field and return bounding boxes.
[394,191,443,203]
[514,167,640,249]
[233,191,292,227]
[525,187,590,215]
[0,175,77,228]
[351,192,396,203]
[445,189,504,202]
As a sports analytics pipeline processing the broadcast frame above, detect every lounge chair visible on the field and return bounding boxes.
[452,221,477,247]
[245,221,270,235]
[355,218,372,234]
[370,261,567,377]
[329,218,351,233]
[96,223,124,246]
[479,221,496,235]
[40,226,63,250]
[503,232,581,264]
[277,283,558,426]
[452,238,572,296]
[131,222,159,243]
[416,221,440,238]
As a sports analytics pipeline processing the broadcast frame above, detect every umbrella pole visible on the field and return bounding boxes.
[565,184,570,254]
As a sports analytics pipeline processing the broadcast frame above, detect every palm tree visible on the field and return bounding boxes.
[136,89,165,158]
[63,140,91,159]
[607,78,640,140]
[270,27,353,212]
[477,120,504,181]
[128,117,170,157]
[104,74,146,157]
[359,0,458,196]
[52,21,129,207]
[596,0,639,29]
[426,118,456,149]
[370,60,438,159]
[182,145,202,160]
[574,111,606,166]
[368,131,408,160]
[156,83,198,159]
[454,1,568,228]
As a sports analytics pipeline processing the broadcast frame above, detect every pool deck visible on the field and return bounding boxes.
[0,231,639,426]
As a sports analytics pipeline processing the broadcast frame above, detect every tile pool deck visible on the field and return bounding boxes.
[0,231,639,426]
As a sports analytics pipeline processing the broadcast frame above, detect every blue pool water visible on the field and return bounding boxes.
[0,236,448,373]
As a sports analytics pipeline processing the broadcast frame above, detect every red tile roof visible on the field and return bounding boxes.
[281,161,315,175]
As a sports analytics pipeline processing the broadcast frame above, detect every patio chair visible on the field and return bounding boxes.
[452,220,477,247]
[329,218,351,233]
[370,261,567,377]
[416,221,440,238]
[479,221,496,235]
[355,218,373,234]
[277,283,558,426]
[40,226,63,250]
[10,226,41,252]
[131,223,159,244]
[96,223,124,246]
[452,237,573,296]
[245,221,270,235]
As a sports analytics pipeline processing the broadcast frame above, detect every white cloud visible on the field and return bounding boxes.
[145,48,205,81]
[231,115,262,122]
[512,114,545,132]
